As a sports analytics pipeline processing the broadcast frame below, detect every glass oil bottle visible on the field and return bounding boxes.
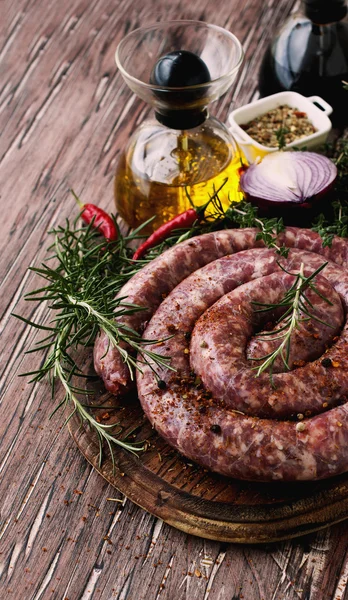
[114,21,244,233]
[115,117,243,233]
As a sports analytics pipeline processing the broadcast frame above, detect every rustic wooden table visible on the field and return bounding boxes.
[1,0,348,598]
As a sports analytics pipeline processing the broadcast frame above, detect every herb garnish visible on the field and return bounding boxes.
[275,126,290,150]
[312,138,348,245]
[207,189,288,256]
[14,218,174,463]
[226,201,289,256]
[251,261,333,385]
[312,199,348,247]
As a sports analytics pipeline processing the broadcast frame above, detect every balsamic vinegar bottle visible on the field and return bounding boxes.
[259,0,348,127]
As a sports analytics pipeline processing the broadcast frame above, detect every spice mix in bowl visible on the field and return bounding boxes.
[228,91,333,164]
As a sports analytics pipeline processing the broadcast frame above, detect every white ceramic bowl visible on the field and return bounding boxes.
[228,91,333,164]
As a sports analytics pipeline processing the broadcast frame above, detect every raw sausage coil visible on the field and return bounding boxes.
[94,228,348,481]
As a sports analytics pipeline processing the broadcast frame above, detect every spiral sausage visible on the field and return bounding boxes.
[94,227,347,395]
[93,228,348,481]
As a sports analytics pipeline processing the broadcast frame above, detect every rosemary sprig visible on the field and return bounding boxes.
[251,261,332,385]
[14,218,174,461]
[48,324,145,465]
[226,201,288,256]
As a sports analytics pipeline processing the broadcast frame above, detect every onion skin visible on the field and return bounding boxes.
[240,151,337,222]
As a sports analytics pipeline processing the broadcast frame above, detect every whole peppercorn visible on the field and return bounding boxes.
[157,380,167,390]
[321,358,333,368]
[210,424,222,434]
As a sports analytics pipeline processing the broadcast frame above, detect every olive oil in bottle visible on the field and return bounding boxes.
[114,26,244,232]
[115,117,243,233]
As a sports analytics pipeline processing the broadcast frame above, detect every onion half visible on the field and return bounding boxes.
[240,152,337,213]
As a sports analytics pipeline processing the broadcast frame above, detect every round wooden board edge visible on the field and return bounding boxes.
[68,416,348,544]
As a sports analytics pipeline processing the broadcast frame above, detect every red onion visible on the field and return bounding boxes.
[240,151,337,211]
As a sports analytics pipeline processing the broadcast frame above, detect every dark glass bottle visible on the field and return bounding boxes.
[259,0,348,127]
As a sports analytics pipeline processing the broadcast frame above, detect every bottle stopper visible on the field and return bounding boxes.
[150,50,211,129]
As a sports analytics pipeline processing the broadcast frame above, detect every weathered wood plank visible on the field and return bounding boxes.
[0,0,347,598]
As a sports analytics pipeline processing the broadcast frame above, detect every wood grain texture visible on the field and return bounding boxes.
[1,0,347,598]
[68,382,348,545]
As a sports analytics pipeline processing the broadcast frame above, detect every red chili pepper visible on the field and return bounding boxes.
[71,190,117,241]
[133,208,199,260]
[80,204,117,240]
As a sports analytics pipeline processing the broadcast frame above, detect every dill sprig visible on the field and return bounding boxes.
[251,261,333,385]
[14,218,174,461]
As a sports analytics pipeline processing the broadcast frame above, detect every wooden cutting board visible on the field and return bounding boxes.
[69,363,348,544]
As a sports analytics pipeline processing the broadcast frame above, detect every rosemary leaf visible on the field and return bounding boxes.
[251,262,333,385]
